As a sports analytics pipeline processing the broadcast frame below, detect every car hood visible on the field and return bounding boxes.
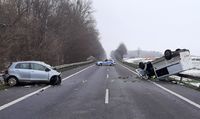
[51,69,61,75]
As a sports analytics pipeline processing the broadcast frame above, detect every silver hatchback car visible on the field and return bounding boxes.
[2,61,61,86]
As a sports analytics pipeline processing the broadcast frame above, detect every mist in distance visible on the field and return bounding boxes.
[93,0,200,56]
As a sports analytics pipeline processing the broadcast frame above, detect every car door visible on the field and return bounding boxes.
[30,63,49,81]
[15,63,31,81]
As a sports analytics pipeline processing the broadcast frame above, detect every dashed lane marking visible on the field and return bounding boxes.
[105,89,109,104]
[107,74,109,79]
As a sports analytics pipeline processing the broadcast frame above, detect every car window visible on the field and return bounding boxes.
[30,63,46,71]
[15,63,30,69]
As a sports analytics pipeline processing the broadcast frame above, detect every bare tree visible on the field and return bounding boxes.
[0,0,105,70]
[114,43,127,60]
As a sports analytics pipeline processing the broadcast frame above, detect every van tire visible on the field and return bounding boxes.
[176,48,181,52]
[139,62,145,69]
[164,49,172,60]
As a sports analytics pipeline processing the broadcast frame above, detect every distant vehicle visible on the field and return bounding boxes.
[138,49,193,79]
[96,61,104,66]
[96,59,115,66]
[2,61,61,86]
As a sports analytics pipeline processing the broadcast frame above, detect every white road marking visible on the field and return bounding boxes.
[0,85,50,111]
[118,63,138,75]
[63,65,94,81]
[0,65,94,111]
[105,89,109,104]
[152,81,200,109]
[119,63,200,109]
[107,74,109,78]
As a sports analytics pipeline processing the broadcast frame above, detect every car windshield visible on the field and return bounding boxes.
[0,0,200,119]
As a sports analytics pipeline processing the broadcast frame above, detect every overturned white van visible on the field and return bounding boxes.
[138,49,193,79]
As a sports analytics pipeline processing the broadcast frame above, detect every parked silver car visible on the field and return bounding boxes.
[2,61,61,86]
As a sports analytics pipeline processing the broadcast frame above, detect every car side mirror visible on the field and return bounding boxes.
[45,68,50,72]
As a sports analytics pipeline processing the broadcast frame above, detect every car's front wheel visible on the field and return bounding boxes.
[50,76,61,85]
[7,77,18,86]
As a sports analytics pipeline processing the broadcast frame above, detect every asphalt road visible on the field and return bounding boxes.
[0,63,200,119]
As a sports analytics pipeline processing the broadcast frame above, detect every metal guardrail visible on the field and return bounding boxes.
[176,74,200,81]
[54,60,95,72]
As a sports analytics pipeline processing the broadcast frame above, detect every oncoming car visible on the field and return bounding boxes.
[96,59,115,66]
[2,61,61,86]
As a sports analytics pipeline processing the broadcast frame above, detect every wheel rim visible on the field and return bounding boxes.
[8,78,17,86]
[166,51,170,57]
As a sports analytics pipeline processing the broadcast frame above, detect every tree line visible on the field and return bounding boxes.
[112,43,127,60]
[0,0,105,70]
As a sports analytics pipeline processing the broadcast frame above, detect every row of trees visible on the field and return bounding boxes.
[112,43,127,60]
[0,0,105,70]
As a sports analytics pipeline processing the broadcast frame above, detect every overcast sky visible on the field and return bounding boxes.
[93,0,200,56]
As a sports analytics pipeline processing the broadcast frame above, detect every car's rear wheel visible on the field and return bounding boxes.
[7,77,18,86]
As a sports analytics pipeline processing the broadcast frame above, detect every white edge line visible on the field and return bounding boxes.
[152,81,200,109]
[118,62,200,109]
[105,89,109,104]
[0,65,94,111]
[62,65,94,81]
[0,85,51,111]
[118,63,138,75]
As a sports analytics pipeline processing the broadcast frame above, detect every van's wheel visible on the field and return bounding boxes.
[7,77,18,86]
[176,48,181,52]
[139,62,145,69]
[164,49,172,60]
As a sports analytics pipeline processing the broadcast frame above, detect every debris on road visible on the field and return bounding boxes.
[82,80,87,83]
[24,85,32,88]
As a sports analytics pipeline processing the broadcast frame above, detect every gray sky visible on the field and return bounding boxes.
[93,0,200,56]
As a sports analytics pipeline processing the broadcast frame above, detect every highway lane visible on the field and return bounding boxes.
[0,64,92,106]
[0,63,200,119]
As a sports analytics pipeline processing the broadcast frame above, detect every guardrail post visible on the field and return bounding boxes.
[179,76,183,83]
